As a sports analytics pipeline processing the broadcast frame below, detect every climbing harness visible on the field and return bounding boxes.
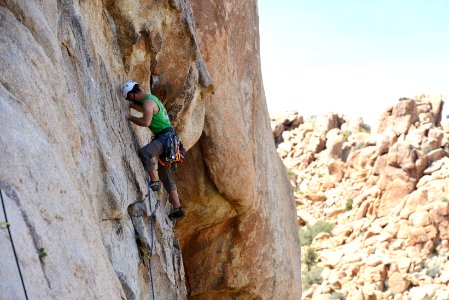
[155,128,186,167]
[146,146,160,300]
[0,189,29,300]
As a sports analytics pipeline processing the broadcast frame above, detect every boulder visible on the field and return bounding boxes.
[314,114,340,138]
[324,130,344,160]
[320,249,344,268]
[441,118,449,133]
[387,142,418,169]
[409,211,431,227]
[378,99,418,135]
[327,160,346,182]
[388,272,410,293]
[425,149,446,165]
[398,257,412,273]
[297,210,317,225]
[376,129,398,155]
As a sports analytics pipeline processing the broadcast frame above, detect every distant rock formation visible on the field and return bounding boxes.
[0,1,301,299]
[272,96,449,299]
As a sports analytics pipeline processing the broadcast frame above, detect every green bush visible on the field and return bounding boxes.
[302,266,322,291]
[304,247,317,269]
[342,130,350,142]
[38,247,47,258]
[300,220,334,246]
[426,266,440,278]
[287,168,297,181]
[292,186,300,195]
[345,198,353,211]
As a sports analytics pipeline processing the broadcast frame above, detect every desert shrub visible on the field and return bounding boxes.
[300,220,334,246]
[304,247,317,270]
[302,266,322,291]
[342,130,350,142]
[426,266,440,278]
[292,186,300,194]
[287,168,297,181]
[345,198,353,211]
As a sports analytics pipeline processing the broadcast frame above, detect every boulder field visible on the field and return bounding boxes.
[272,96,449,300]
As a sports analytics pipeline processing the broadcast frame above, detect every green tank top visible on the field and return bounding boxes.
[142,94,172,134]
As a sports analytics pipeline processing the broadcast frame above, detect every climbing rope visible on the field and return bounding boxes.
[146,144,160,300]
[0,189,29,300]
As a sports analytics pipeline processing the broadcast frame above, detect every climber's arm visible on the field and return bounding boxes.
[125,100,153,127]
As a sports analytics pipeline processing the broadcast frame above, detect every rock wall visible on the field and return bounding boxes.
[175,1,301,298]
[0,0,301,299]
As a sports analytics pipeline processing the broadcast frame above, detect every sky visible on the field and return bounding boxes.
[258,0,449,128]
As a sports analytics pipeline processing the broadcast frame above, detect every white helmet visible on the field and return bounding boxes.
[122,80,138,98]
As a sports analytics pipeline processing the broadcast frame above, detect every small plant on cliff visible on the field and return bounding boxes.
[0,221,10,229]
[345,198,353,211]
[300,220,334,246]
[38,247,47,258]
[302,266,322,291]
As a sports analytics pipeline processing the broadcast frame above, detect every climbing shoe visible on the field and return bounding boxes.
[168,207,184,219]
[149,180,161,191]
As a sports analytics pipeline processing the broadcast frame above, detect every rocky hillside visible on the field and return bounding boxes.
[0,1,300,299]
[272,96,449,300]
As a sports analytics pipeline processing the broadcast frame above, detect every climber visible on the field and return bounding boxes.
[123,80,184,219]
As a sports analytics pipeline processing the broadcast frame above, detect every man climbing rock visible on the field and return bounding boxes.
[123,80,184,219]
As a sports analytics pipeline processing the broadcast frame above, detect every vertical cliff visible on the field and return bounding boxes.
[0,0,301,299]
[175,1,301,298]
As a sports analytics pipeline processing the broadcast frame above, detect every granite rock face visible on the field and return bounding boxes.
[0,0,301,299]
[175,0,301,298]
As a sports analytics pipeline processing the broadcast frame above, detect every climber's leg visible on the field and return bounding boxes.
[138,140,164,190]
[158,163,184,218]
[157,164,178,204]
